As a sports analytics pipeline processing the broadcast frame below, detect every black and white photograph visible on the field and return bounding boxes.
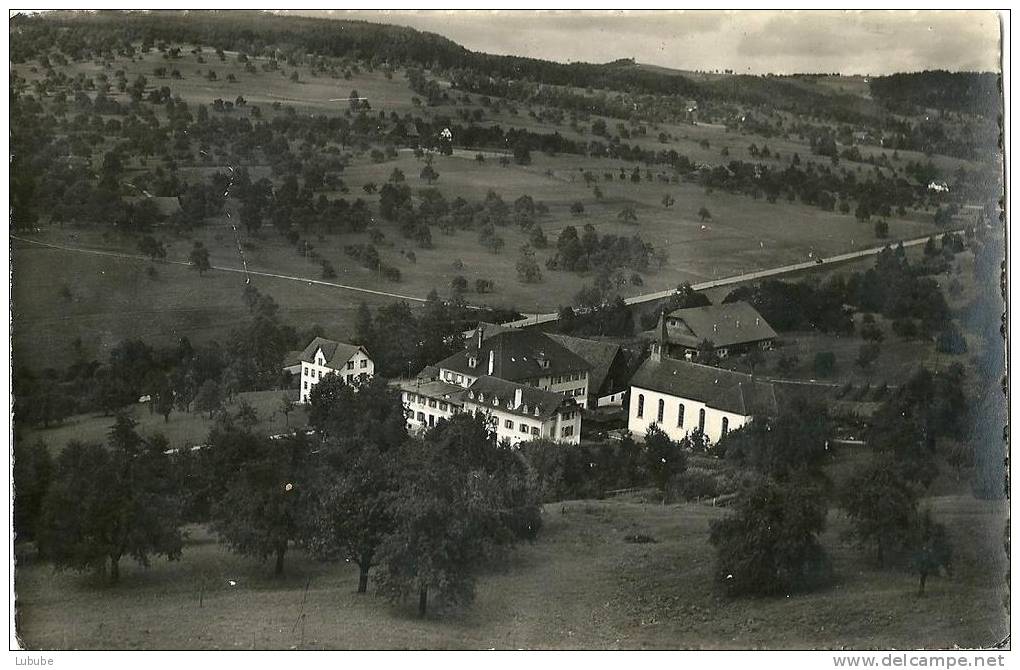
[6,7,1011,658]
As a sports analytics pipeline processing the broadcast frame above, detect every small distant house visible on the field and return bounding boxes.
[652,301,777,361]
[435,327,591,408]
[297,336,374,403]
[547,333,632,408]
[628,347,778,445]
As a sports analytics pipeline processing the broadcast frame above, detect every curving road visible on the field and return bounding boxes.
[13,229,961,324]
[503,230,965,328]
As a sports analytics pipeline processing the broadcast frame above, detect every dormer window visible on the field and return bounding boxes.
[492,397,499,407]
[533,407,540,417]
[468,390,475,400]
[468,356,477,368]
[521,404,528,414]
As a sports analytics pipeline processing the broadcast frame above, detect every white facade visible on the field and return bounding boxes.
[402,390,460,432]
[627,385,750,445]
[299,347,374,403]
[597,390,626,408]
[464,400,581,447]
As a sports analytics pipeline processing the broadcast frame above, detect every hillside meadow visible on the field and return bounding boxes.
[14,491,1007,650]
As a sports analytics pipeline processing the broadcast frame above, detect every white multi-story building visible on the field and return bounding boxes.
[397,378,468,432]
[463,376,582,446]
[434,327,591,408]
[395,373,582,446]
[627,346,777,445]
[297,337,374,403]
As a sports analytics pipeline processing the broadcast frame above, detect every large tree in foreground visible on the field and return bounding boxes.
[303,437,398,593]
[212,431,310,576]
[709,473,832,596]
[38,418,183,583]
[840,456,920,567]
[303,373,408,593]
[374,414,541,616]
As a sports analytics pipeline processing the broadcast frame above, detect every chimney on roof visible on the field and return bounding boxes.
[514,387,523,409]
[713,323,718,333]
[736,319,740,329]
[652,312,666,362]
[477,324,484,349]
[756,317,760,326]
[488,349,495,375]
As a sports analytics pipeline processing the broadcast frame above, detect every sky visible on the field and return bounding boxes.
[286,10,1001,76]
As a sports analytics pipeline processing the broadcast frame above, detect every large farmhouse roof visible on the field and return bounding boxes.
[547,333,623,395]
[662,301,776,349]
[465,375,577,421]
[299,337,368,369]
[438,329,589,381]
[631,357,778,418]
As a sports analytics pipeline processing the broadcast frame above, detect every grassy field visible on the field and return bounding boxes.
[14,491,1007,650]
[18,389,308,456]
[11,240,401,370]
[12,39,964,373]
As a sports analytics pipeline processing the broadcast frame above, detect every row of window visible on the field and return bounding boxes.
[635,394,727,435]
[549,372,584,385]
[303,373,355,390]
[559,387,585,398]
[442,370,467,385]
[403,392,450,413]
[305,359,368,376]
[502,417,542,436]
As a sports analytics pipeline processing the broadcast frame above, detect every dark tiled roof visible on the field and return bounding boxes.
[547,334,624,396]
[299,337,367,369]
[631,357,778,417]
[663,301,776,349]
[438,329,589,382]
[465,375,577,421]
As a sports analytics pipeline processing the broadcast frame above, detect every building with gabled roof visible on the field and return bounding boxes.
[628,340,777,444]
[652,301,776,361]
[547,333,632,408]
[297,336,374,403]
[396,377,469,433]
[398,357,583,445]
[463,376,581,445]
[434,327,591,407]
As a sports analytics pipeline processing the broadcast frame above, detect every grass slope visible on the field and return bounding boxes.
[18,389,307,456]
[14,494,1007,650]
